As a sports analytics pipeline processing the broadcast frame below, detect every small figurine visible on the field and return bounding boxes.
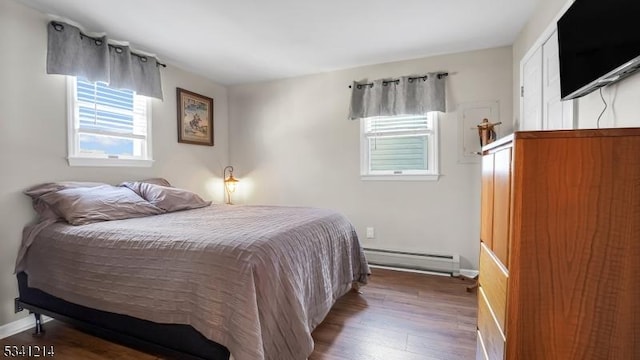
[477,118,502,147]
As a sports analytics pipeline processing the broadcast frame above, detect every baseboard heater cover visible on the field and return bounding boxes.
[364,248,460,276]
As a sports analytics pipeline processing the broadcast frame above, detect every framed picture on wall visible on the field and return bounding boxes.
[176,88,214,146]
[457,100,500,164]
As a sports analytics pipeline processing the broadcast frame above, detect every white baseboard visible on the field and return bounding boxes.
[369,264,451,277]
[370,264,480,279]
[0,315,53,340]
[460,268,479,279]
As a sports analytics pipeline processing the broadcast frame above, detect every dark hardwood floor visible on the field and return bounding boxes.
[1,268,478,359]
[311,268,478,360]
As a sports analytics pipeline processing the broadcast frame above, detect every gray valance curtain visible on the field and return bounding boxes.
[348,73,446,119]
[46,21,164,100]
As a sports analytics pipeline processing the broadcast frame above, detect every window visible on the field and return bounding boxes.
[67,77,152,167]
[360,113,439,180]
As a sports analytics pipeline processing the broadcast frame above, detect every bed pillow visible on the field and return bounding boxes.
[24,181,108,221]
[38,185,164,225]
[24,181,107,199]
[139,177,172,187]
[121,182,211,212]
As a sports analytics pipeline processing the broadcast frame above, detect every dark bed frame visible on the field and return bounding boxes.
[15,272,230,360]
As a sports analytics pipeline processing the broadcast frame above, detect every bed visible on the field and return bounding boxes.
[14,181,370,360]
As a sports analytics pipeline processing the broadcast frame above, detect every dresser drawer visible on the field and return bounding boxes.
[479,242,508,333]
[478,287,505,360]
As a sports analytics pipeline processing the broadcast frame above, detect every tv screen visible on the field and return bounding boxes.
[557,0,640,100]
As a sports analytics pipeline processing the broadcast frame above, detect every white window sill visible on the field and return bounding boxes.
[361,174,441,181]
[67,157,154,168]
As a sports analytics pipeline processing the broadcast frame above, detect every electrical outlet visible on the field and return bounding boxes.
[366,227,375,239]
[14,298,24,313]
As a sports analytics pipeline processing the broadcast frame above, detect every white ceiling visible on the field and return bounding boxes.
[18,0,536,85]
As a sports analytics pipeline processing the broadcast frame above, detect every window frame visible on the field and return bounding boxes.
[66,76,153,167]
[360,113,440,181]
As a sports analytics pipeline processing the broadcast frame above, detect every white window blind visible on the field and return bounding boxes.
[68,77,152,167]
[361,113,439,180]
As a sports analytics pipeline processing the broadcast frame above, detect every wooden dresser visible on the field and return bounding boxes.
[476,128,640,360]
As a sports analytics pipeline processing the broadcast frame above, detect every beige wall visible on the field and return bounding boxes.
[512,0,640,128]
[229,47,513,272]
[578,74,640,128]
[0,0,229,326]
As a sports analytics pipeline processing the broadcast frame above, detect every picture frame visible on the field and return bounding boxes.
[457,100,500,164]
[176,88,214,146]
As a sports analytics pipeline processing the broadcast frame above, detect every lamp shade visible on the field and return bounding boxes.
[223,166,239,204]
[224,173,239,193]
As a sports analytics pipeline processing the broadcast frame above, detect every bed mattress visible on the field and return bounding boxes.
[18,205,369,360]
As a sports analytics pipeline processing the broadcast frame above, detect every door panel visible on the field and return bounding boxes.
[522,47,543,131]
[542,30,574,130]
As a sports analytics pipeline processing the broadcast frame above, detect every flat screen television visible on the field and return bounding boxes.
[557,0,640,100]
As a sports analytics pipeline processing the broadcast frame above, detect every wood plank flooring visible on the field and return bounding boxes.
[1,268,477,359]
[311,268,478,360]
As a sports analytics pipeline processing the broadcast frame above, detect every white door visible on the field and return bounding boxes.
[521,47,543,130]
[542,31,575,130]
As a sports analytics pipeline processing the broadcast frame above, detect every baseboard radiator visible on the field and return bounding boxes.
[364,248,460,276]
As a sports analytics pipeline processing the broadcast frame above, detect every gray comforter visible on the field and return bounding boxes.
[18,205,370,360]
